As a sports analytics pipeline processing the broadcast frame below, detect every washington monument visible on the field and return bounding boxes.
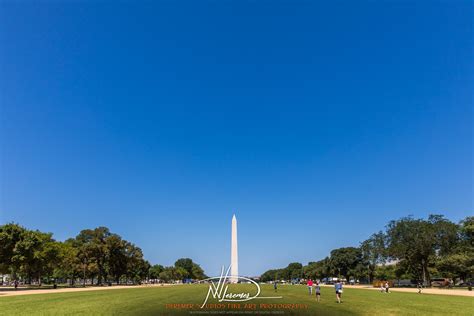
[230,214,238,283]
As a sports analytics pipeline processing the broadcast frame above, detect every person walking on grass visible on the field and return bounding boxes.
[384,281,390,293]
[417,282,423,294]
[273,280,278,292]
[307,279,313,295]
[315,282,321,302]
[335,280,343,303]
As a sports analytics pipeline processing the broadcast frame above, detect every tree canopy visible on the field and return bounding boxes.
[260,215,473,284]
[0,224,206,285]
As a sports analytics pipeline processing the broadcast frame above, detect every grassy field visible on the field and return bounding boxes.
[0,284,472,315]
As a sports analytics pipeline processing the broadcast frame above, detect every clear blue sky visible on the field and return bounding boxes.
[1,1,472,276]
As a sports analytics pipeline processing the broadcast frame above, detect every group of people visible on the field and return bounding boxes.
[272,279,344,303]
[305,279,322,301]
[306,279,343,303]
[380,281,390,293]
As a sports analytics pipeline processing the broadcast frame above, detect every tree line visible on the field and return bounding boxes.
[0,224,206,286]
[149,258,206,283]
[260,215,473,285]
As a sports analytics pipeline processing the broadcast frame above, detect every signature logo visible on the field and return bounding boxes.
[197,265,282,308]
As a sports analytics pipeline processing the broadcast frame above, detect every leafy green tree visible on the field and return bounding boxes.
[173,258,206,279]
[174,258,193,278]
[328,247,363,281]
[303,259,330,280]
[159,267,176,282]
[261,263,303,282]
[1,223,206,286]
[149,264,164,279]
[286,262,303,281]
[54,240,82,285]
[374,264,396,281]
[393,260,412,280]
[191,263,206,280]
[429,215,459,256]
[436,253,474,280]
[174,267,188,280]
[360,232,386,283]
[106,234,128,284]
[0,223,27,277]
[459,216,474,247]
[303,263,318,279]
[386,215,458,284]
[11,230,60,285]
[39,238,63,283]
[260,269,282,282]
[124,242,148,284]
[435,217,474,281]
[74,227,111,285]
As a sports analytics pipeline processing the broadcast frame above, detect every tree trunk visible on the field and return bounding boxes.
[422,259,429,286]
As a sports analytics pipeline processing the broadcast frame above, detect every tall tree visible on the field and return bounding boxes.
[0,223,26,276]
[174,258,193,279]
[74,227,111,285]
[174,258,206,279]
[106,234,128,284]
[436,217,474,281]
[54,240,82,285]
[429,215,459,256]
[124,243,147,284]
[11,230,60,285]
[328,247,363,281]
[286,262,303,281]
[459,216,474,248]
[385,215,457,284]
[360,231,386,283]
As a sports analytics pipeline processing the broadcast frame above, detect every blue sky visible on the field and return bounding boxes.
[1,1,472,276]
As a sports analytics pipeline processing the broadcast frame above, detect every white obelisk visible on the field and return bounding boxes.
[230,214,238,283]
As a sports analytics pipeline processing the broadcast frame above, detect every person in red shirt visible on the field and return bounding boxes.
[307,279,314,295]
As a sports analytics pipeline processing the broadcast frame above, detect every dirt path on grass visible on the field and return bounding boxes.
[0,284,175,297]
[342,285,474,297]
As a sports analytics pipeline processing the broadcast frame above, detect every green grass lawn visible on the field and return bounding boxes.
[0,284,472,315]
